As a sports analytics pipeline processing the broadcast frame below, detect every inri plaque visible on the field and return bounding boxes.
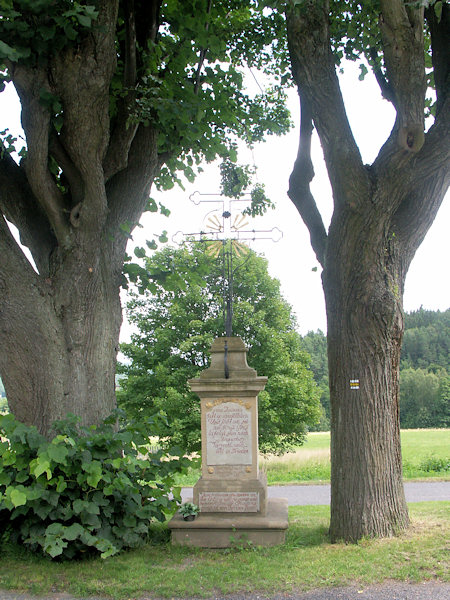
[206,400,252,465]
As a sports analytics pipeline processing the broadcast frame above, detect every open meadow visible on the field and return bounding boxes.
[177,429,450,486]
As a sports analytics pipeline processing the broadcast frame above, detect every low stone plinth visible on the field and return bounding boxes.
[193,473,268,514]
[169,497,288,548]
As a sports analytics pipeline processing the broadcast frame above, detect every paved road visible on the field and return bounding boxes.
[182,481,450,505]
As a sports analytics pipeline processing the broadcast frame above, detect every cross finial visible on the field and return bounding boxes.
[173,192,282,339]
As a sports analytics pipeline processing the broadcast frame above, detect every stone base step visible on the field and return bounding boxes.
[168,497,288,548]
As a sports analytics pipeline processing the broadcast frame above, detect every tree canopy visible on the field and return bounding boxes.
[118,242,321,455]
[402,307,449,371]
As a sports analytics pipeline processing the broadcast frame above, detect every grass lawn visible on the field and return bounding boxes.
[265,429,450,485]
[177,429,450,486]
[0,502,448,599]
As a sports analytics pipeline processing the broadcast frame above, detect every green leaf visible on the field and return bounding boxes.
[44,538,67,558]
[85,501,100,515]
[358,63,368,81]
[84,460,103,488]
[0,470,12,485]
[30,457,52,480]
[46,522,65,536]
[159,202,171,217]
[158,231,168,243]
[76,14,92,28]
[47,443,69,464]
[145,198,158,212]
[2,450,16,466]
[64,523,84,541]
[0,40,26,62]
[82,512,101,528]
[10,488,27,507]
[33,503,53,520]
[73,499,88,514]
[64,23,77,40]
[56,477,67,493]
[123,514,136,527]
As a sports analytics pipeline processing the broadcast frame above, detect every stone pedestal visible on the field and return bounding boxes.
[168,337,288,547]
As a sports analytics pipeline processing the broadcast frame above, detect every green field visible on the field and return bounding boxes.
[0,503,447,599]
[177,429,450,486]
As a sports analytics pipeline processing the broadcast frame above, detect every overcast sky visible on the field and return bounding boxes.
[1,61,448,336]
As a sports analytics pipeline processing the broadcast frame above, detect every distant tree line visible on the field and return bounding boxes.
[302,308,449,430]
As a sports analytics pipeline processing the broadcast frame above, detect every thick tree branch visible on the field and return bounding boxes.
[413,93,450,182]
[48,132,84,206]
[103,0,139,182]
[369,48,396,104]
[379,0,426,152]
[135,0,161,57]
[286,1,368,212]
[391,85,449,264]
[49,0,119,227]
[288,95,327,267]
[194,0,212,93]
[0,148,55,275]
[105,123,160,268]
[11,68,72,249]
[103,1,162,182]
[393,168,449,273]
[425,3,450,118]
[124,0,138,87]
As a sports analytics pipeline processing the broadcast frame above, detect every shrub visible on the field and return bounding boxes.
[419,455,450,473]
[0,411,190,559]
[0,397,8,414]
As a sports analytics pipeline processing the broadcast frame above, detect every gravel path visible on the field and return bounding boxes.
[1,582,449,600]
[213,582,450,599]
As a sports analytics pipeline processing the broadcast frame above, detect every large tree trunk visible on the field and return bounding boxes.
[323,204,409,541]
[0,233,122,437]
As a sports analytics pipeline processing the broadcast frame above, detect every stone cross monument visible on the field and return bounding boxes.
[168,190,288,547]
[169,336,288,547]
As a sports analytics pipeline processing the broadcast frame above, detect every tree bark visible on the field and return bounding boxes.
[0,218,122,437]
[324,201,408,541]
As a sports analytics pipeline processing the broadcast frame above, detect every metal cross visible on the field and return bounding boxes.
[173,191,282,341]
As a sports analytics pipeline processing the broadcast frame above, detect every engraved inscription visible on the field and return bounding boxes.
[205,464,249,479]
[199,492,259,512]
[206,401,252,465]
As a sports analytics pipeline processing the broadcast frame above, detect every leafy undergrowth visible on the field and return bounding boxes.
[0,502,448,599]
[0,412,190,560]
